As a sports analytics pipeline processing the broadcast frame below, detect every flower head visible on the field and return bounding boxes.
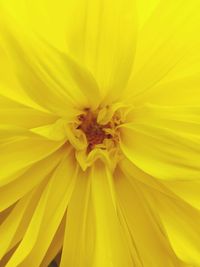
[1,0,200,266]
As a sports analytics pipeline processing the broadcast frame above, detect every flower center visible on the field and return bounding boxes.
[78,108,116,152]
[65,104,129,171]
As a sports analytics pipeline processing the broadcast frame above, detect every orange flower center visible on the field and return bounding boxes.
[78,109,113,151]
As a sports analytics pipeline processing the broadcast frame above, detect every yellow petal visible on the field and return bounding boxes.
[0,125,35,140]
[61,162,132,267]
[60,169,94,267]
[161,179,200,211]
[124,0,200,102]
[0,136,63,183]
[119,158,172,197]
[137,0,160,29]
[0,199,27,260]
[0,206,13,225]
[52,0,138,102]
[79,0,137,101]
[0,14,101,112]
[6,151,77,267]
[40,218,65,267]
[0,94,58,128]
[0,148,64,212]
[120,105,200,180]
[0,245,17,267]
[0,182,45,260]
[87,163,131,266]
[149,185,200,265]
[132,75,200,106]
[0,0,71,53]
[31,119,70,141]
[2,0,138,102]
[0,43,46,111]
[115,167,180,266]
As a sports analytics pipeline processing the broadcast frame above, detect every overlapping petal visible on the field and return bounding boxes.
[143,183,200,266]
[61,162,132,267]
[0,135,64,183]
[0,95,58,129]
[0,183,46,263]
[115,167,182,267]
[5,151,76,267]
[120,104,200,180]
[0,149,64,212]
[0,0,137,102]
[0,20,101,114]
[124,0,200,104]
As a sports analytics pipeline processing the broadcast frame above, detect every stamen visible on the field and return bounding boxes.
[78,109,113,152]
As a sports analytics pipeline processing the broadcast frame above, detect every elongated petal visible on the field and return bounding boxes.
[0,14,101,113]
[0,136,63,183]
[147,185,200,265]
[0,0,71,53]
[61,162,132,267]
[0,95,57,129]
[0,182,45,260]
[133,75,200,106]
[40,219,65,267]
[0,206,14,225]
[0,148,64,212]
[0,195,32,260]
[137,0,160,29]
[1,0,137,102]
[6,152,77,267]
[124,0,200,102]
[0,43,46,111]
[120,105,200,180]
[119,158,174,197]
[60,170,94,267]
[90,163,132,267]
[115,167,181,267]
[161,180,200,210]
[76,0,137,102]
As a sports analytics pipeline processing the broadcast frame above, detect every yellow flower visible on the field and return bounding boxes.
[0,0,200,266]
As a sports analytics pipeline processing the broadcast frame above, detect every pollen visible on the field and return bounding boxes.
[78,108,115,152]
